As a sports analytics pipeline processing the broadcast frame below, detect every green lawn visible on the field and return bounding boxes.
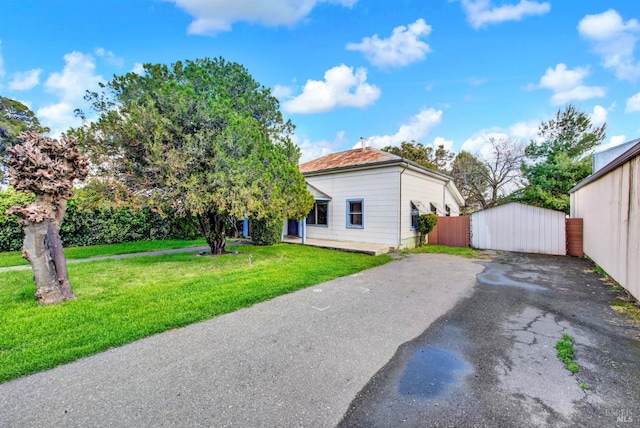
[0,238,208,268]
[0,243,391,383]
[406,244,480,258]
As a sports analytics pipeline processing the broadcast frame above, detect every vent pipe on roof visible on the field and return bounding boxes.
[360,137,366,152]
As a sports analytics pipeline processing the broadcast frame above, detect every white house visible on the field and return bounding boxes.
[570,138,640,300]
[285,147,464,250]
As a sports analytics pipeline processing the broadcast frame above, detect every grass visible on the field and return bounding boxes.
[555,333,580,374]
[0,243,391,384]
[610,301,640,325]
[406,244,480,258]
[0,238,208,268]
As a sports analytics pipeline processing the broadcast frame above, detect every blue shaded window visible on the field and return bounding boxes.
[411,202,420,230]
[346,199,364,228]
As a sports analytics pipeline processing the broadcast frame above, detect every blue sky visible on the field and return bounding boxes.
[1,0,639,162]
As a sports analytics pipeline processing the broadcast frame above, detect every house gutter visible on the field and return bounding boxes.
[398,163,408,249]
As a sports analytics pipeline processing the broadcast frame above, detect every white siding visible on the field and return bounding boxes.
[305,166,400,247]
[571,157,640,300]
[398,168,459,248]
[471,203,566,255]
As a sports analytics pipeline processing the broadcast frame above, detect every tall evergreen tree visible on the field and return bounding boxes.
[72,57,313,254]
[514,104,606,213]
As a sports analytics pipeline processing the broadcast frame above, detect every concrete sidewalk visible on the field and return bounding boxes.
[0,254,482,428]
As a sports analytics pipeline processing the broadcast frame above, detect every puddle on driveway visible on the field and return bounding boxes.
[477,263,545,291]
[398,348,469,398]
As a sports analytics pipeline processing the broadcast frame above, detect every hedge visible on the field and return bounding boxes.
[0,188,198,252]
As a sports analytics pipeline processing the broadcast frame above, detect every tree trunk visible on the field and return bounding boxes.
[22,219,76,305]
[196,211,227,255]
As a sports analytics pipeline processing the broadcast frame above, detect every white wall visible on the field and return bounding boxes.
[304,164,462,249]
[305,166,400,246]
[398,168,459,248]
[571,157,640,300]
[471,203,566,255]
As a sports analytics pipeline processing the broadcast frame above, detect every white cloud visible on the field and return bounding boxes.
[8,69,43,91]
[591,105,608,125]
[346,18,432,68]
[295,130,347,163]
[459,0,550,29]
[625,92,640,113]
[578,9,640,81]
[45,51,103,102]
[94,47,124,68]
[272,84,293,99]
[461,119,539,156]
[432,136,454,152]
[132,62,145,75]
[508,120,539,140]
[365,108,443,148]
[461,131,510,156]
[38,51,105,135]
[36,103,77,137]
[283,64,380,114]
[535,63,605,105]
[165,0,357,35]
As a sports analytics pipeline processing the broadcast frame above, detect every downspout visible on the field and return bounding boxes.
[398,163,408,249]
[443,180,448,216]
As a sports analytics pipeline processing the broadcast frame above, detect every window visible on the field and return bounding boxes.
[346,199,364,228]
[445,204,451,217]
[307,201,329,226]
[410,202,420,230]
[430,203,438,215]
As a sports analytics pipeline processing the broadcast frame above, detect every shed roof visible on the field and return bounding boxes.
[570,138,640,193]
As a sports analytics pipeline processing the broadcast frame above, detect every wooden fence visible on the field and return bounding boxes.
[427,216,471,247]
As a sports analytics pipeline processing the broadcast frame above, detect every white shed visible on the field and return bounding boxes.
[471,202,566,255]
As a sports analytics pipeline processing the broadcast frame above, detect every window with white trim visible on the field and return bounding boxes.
[346,199,364,228]
[445,204,451,217]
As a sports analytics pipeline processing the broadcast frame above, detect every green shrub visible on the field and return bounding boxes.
[0,188,34,251]
[418,213,438,246]
[0,188,198,252]
[250,217,283,246]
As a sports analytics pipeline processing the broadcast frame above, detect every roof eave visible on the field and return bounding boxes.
[570,140,640,193]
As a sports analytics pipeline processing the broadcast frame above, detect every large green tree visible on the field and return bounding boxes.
[381,140,454,173]
[513,104,606,213]
[72,57,313,254]
[1,96,49,181]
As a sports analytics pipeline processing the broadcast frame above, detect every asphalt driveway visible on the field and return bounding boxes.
[339,252,640,427]
[1,251,639,427]
[0,253,482,427]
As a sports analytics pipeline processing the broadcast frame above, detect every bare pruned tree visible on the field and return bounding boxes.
[4,131,89,305]
[452,137,525,211]
[481,137,525,207]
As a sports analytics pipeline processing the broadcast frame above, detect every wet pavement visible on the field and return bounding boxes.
[339,252,640,428]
